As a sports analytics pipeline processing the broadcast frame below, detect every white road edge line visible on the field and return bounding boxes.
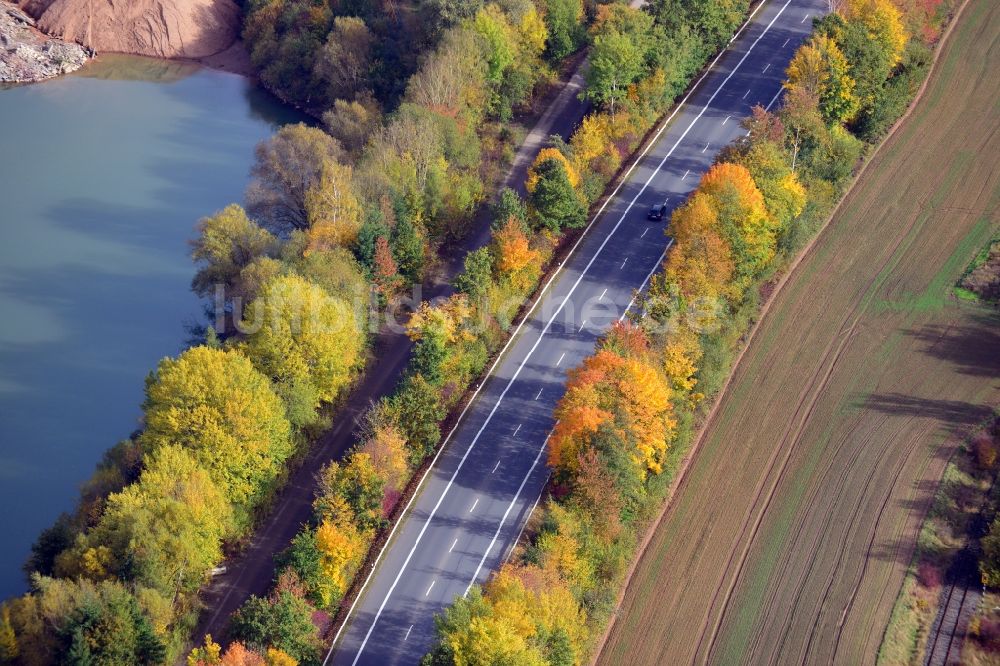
[464,433,552,596]
[330,1,791,660]
[765,85,784,111]
[505,472,551,564]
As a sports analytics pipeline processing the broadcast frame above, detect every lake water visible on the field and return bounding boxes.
[0,55,304,600]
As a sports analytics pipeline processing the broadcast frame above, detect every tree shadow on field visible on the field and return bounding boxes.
[860,394,994,432]
[902,312,1000,379]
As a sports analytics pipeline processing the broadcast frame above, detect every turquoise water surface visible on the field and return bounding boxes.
[0,55,303,599]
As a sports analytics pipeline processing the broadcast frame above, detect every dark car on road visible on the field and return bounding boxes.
[647,202,668,221]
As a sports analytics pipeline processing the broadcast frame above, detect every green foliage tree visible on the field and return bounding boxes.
[232,590,320,665]
[492,187,528,230]
[529,157,587,232]
[140,346,293,518]
[391,213,426,284]
[390,374,446,464]
[587,30,646,116]
[453,247,494,300]
[542,0,584,61]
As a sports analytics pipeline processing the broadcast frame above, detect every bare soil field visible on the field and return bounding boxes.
[597,1,1000,663]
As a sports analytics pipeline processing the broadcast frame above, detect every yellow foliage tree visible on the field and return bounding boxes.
[265,648,298,666]
[303,161,363,252]
[315,516,366,606]
[569,112,620,179]
[360,424,409,493]
[526,147,580,192]
[698,162,778,293]
[518,7,548,57]
[139,344,291,518]
[242,274,363,423]
[844,0,907,66]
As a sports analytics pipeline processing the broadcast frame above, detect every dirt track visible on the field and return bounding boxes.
[597,1,1000,663]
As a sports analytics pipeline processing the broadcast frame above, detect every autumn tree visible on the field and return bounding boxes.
[493,216,540,286]
[139,346,292,519]
[663,192,735,302]
[318,453,385,531]
[6,577,165,665]
[246,124,345,235]
[698,163,779,293]
[322,97,382,156]
[314,17,374,103]
[68,445,233,597]
[785,35,859,125]
[738,141,807,232]
[191,204,277,300]
[372,235,402,299]
[550,324,675,478]
[361,421,409,489]
[242,274,363,427]
[303,160,364,252]
[314,515,367,606]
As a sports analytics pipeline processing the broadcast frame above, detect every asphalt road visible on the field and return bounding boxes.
[329,0,827,663]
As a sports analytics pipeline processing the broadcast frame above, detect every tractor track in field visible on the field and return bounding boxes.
[696,202,928,664]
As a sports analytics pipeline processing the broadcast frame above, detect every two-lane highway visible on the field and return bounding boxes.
[330,1,826,662]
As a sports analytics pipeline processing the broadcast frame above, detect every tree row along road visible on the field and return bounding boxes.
[194,41,593,649]
[330,0,827,663]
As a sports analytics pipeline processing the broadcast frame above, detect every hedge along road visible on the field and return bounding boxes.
[596,0,1000,663]
[330,0,826,663]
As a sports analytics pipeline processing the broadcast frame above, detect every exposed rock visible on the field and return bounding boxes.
[29,0,241,60]
[0,0,88,82]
